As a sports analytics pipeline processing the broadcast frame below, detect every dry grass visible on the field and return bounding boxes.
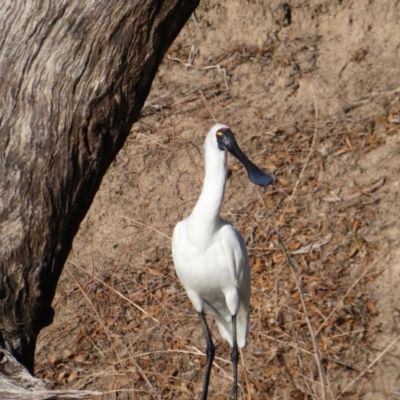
[35,99,394,399]
[35,1,400,398]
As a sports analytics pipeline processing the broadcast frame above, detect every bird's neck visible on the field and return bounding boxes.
[188,148,227,243]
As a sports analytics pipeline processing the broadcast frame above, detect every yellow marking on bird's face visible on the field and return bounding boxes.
[216,131,223,137]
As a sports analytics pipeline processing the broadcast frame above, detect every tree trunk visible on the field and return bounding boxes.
[0,0,198,376]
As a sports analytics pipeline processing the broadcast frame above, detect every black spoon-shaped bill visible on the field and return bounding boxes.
[217,129,273,187]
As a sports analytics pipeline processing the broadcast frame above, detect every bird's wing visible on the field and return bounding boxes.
[171,220,187,277]
[219,222,249,286]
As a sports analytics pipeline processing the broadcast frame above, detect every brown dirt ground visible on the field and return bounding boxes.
[35,1,400,399]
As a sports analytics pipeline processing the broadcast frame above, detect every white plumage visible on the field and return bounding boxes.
[172,124,272,400]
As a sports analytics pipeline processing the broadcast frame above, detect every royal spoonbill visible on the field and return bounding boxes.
[172,124,273,399]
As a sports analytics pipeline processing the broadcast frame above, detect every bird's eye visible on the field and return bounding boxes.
[216,131,223,137]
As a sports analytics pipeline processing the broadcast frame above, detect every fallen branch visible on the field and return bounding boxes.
[1,390,102,400]
[0,348,101,399]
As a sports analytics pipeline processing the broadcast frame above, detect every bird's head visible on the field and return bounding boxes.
[207,123,273,187]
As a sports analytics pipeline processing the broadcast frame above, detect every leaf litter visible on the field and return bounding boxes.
[35,1,400,399]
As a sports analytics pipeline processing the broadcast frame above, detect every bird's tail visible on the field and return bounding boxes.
[215,310,249,348]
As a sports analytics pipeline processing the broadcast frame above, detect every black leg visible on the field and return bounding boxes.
[198,311,215,400]
[231,314,239,400]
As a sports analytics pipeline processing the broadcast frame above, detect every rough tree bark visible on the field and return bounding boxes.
[0,0,198,384]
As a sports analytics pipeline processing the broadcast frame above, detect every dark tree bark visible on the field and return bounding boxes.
[0,0,198,378]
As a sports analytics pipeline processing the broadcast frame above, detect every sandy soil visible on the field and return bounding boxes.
[35,1,400,399]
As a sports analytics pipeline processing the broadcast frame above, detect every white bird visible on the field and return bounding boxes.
[172,124,272,399]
